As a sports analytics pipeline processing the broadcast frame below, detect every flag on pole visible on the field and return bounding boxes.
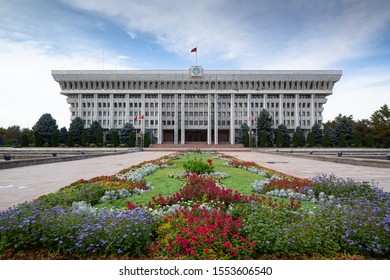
[138,115,144,119]
[134,116,138,121]
[191,47,197,52]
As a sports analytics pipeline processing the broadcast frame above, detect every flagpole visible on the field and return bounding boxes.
[196,46,197,66]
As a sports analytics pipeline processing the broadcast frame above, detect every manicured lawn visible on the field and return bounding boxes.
[97,152,267,208]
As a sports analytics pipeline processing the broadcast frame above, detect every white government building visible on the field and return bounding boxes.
[52,67,342,145]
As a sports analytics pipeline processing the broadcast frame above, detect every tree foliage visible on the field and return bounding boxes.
[256,109,273,146]
[119,123,134,145]
[370,104,390,147]
[311,123,323,146]
[69,117,84,146]
[88,121,103,145]
[274,124,290,147]
[33,113,58,147]
[292,126,305,147]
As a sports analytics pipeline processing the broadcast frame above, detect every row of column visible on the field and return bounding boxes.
[75,92,318,145]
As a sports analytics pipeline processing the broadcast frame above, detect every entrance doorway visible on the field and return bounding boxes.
[185,129,207,143]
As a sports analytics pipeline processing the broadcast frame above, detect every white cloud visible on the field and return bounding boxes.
[127,32,137,39]
[324,68,390,121]
[59,0,390,70]
[0,38,131,129]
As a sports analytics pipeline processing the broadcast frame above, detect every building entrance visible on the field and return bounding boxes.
[185,129,207,143]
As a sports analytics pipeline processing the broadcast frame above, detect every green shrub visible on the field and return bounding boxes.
[38,183,106,208]
[183,159,215,174]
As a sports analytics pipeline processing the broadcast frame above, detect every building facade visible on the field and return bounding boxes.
[52,67,342,145]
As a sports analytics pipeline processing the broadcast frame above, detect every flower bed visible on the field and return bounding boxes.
[0,152,389,260]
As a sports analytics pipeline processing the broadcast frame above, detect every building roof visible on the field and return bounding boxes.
[52,69,342,82]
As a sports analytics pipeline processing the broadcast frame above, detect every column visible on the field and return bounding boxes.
[157,93,163,144]
[279,94,283,127]
[181,93,185,144]
[174,94,179,144]
[295,94,299,129]
[311,93,315,128]
[207,93,212,145]
[93,93,98,123]
[247,93,251,129]
[214,93,218,145]
[230,93,235,144]
[125,93,130,124]
[141,93,145,134]
[77,94,82,118]
[109,94,114,129]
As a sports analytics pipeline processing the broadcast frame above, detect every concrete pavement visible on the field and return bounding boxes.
[223,151,390,192]
[0,151,171,210]
[1,150,389,211]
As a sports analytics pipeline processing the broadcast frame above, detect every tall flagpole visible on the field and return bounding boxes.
[196,46,198,66]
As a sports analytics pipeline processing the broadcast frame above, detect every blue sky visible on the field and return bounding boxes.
[1,0,389,129]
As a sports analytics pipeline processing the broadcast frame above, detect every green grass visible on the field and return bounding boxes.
[96,153,265,208]
[96,152,300,209]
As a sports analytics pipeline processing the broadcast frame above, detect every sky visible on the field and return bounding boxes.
[1,0,390,129]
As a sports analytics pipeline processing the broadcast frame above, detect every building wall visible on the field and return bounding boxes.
[52,68,342,145]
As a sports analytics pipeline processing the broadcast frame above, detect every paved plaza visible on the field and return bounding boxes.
[0,150,389,210]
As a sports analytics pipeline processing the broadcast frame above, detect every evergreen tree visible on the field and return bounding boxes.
[293,126,306,147]
[306,131,314,147]
[275,130,283,147]
[322,131,331,147]
[338,133,346,147]
[21,132,30,147]
[69,117,84,145]
[238,123,250,146]
[34,131,43,147]
[144,130,151,147]
[88,121,103,145]
[81,130,89,147]
[370,104,390,147]
[256,109,273,146]
[67,131,74,147]
[129,130,136,147]
[110,129,119,147]
[259,131,268,147]
[353,132,362,147]
[366,133,374,147]
[335,115,354,146]
[119,123,134,145]
[59,127,68,145]
[51,131,59,147]
[311,123,323,146]
[0,133,3,146]
[292,132,299,147]
[354,119,371,147]
[323,126,337,147]
[274,124,290,147]
[96,131,104,147]
[33,113,58,146]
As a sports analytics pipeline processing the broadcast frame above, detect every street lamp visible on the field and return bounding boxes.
[248,130,254,148]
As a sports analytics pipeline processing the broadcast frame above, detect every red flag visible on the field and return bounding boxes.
[191,47,197,52]
[133,116,138,121]
[138,115,144,119]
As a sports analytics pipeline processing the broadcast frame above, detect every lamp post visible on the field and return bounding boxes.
[248,130,254,149]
